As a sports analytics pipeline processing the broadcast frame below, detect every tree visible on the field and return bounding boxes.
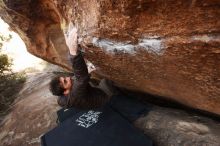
[0,33,12,76]
[0,33,26,116]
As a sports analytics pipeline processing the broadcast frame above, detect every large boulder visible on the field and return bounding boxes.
[0,0,219,115]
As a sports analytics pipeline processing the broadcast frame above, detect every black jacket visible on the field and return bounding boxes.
[57,51,109,109]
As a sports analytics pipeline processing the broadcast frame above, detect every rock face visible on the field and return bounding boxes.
[135,106,220,146]
[0,71,60,146]
[0,0,220,115]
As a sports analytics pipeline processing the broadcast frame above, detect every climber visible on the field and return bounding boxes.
[49,27,114,109]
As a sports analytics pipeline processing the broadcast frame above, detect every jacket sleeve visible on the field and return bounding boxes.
[68,50,90,105]
[70,50,89,82]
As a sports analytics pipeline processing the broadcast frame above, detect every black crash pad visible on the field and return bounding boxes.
[41,105,153,146]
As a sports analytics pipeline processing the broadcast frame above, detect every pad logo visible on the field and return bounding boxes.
[76,111,102,128]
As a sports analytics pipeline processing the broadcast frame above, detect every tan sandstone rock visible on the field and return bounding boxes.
[0,0,219,115]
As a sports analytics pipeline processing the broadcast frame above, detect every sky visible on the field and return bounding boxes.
[0,18,45,72]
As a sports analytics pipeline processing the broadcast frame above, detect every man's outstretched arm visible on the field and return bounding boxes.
[66,27,89,82]
[65,27,90,106]
[69,46,89,82]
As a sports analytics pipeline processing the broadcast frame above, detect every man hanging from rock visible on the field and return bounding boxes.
[49,25,115,109]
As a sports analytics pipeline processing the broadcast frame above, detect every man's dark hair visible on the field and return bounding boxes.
[50,76,64,96]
